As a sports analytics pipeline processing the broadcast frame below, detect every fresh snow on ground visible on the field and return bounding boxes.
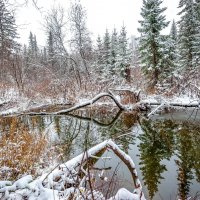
[0,140,146,200]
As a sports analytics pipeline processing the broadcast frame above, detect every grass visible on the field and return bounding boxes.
[0,117,47,180]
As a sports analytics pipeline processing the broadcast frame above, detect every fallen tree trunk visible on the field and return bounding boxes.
[4,92,200,117]
[23,92,126,115]
[0,140,146,200]
[141,100,200,108]
[54,92,126,114]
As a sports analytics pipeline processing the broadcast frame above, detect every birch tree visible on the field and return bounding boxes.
[69,1,92,76]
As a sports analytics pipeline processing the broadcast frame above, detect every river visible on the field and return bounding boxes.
[0,108,199,199]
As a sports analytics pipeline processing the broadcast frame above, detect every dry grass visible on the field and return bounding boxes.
[0,117,47,180]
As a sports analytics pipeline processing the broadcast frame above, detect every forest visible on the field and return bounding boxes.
[0,0,200,199]
[0,0,199,109]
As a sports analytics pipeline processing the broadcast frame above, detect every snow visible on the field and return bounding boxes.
[141,95,200,107]
[0,181,12,189]
[0,140,146,200]
[14,175,33,189]
[0,175,32,193]
[170,95,199,106]
[109,188,140,200]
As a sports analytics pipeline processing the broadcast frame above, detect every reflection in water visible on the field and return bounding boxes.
[175,123,200,200]
[139,118,200,200]
[138,119,176,199]
[0,110,200,199]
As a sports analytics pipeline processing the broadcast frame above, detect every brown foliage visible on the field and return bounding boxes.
[0,117,47,180]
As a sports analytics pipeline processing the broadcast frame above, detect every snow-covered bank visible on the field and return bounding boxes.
[141,95,200,107]
[0,140,146,200]
[0,86,199,117]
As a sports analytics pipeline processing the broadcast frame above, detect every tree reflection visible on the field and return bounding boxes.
[139,119,176,199]
[175,123,200,199]
[1,110,200,199]
[139,118,200,199]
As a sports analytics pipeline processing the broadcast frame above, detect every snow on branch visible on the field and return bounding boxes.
[24,92,126,115]
[0,140,146,200]
[53,92,126,114]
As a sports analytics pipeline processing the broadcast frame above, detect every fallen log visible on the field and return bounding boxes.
[23,92,126,115]
[4,92,200,117]
[54,92,126,114]
[0,140,146,200]
[141,100,200,108]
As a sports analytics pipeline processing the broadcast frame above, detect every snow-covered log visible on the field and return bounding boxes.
[54,92,126,114]
[141,98,200,108]
[0,140,145,200]
[23,92,126,115]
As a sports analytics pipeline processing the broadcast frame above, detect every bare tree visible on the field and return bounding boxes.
[9,49,27,93]
[69,1,93,76]
[44,6,82,100]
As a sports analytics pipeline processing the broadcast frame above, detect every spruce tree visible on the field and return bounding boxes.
[0,0,18,66]
[170,20,178,42]
[33,35,38,58]
[110,28,118,74]
[117,25,131,81]
[178,0,200,75]
[138,0,169,87]
[96,35,104,67]
[169,20,178,72]
[195,0,200,19]
[160,20,178,83]
[129,35,140,67]
[28,32,39,61]
[194,0,200,69]
[28,32,34,58]
[41,47,47,65]
[102,29,111,76]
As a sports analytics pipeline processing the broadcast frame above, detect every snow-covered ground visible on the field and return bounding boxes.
[0,87,199,117]
[0,140,146,200]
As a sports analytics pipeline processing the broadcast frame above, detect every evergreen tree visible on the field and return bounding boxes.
[117,25,131,81]
[194,0,200,69]
[0,0,18,67]
[96,35,104,67]
[160,20,178,82]
[28,32,39,61]
[102,29,111,76]
[169,20,178,68]
[178,0,200,75]
[170,20,178,42]
[28,31,34,56]
[139,119,174,199]
[110,28,118,74]
[41,47,47,65]
[33,35,38,58]
[195,0,200,19]
[138,0,169,87]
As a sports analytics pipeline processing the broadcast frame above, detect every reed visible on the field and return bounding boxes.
[0,117,47,180]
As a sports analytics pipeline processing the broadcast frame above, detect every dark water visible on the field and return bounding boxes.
[0,108,200,199]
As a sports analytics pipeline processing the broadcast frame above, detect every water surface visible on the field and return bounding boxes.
[0,108,200,199]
